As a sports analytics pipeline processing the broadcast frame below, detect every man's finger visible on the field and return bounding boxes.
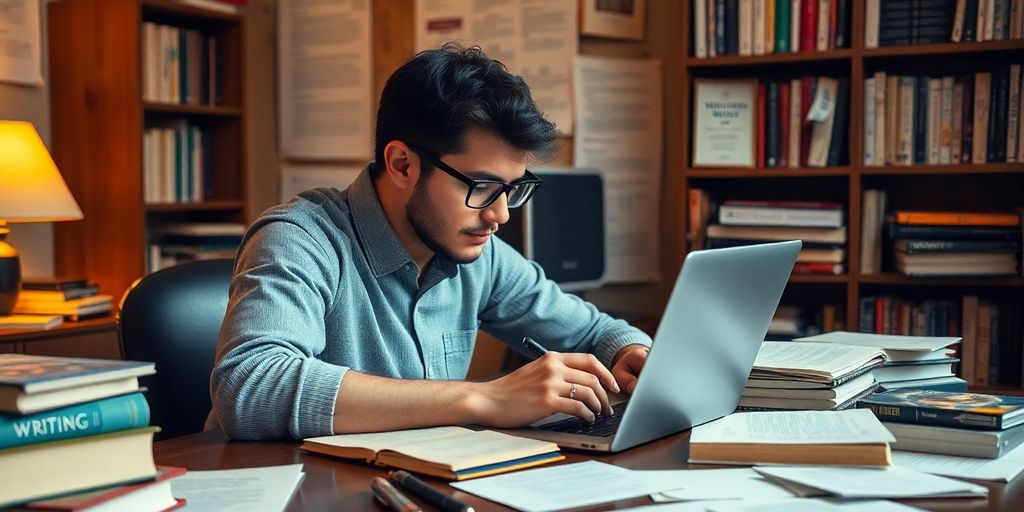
[559,353,619,393]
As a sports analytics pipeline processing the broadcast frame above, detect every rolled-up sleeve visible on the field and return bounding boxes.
[210,220,345,440]
[479,237,652,369]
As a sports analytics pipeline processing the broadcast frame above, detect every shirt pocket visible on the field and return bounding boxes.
[442,330,477,379]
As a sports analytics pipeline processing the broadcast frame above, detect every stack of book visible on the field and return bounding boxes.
[707,200,847,274]
[797,331,967,392]
[692,0,851,58]
[0,354,182,510]
[862,66,1023,167]
[861,389,1024,459]
[738,341,885,411]
[888,211,1021,276]
[13,278,113,322]
[149,222,246,273]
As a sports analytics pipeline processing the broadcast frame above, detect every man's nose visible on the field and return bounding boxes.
[482,192,510,225]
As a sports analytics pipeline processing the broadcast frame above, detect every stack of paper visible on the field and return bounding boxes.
[754,465,987,499]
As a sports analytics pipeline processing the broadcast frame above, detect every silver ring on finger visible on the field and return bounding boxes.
[569,383,577,400]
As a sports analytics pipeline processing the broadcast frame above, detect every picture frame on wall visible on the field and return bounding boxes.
[579,0,646,41]
[692,78,757,168]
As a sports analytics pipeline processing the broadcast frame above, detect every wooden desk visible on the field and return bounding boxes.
[154,429,1024,511]
[0,316,119,358]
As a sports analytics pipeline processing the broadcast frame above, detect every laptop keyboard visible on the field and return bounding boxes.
[537,402,629,437]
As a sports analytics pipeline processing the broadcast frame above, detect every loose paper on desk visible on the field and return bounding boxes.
[894,440,1024,482]
[648,468,796,502]
[623,499,926,512]
[413,0,577,134]
[754,465,987,499]
[278,0,373,159]
[573,55,663,283]
[170,463,305,512]
[450,460,683,512]
[795,331,961,352]
[690,409,895,445]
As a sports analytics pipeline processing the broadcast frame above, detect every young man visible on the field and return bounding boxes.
[210,44,652,440]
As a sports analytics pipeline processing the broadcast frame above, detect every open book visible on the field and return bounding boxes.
[300,426,564,480]
[747,341,887,387]
[688,409,895,467]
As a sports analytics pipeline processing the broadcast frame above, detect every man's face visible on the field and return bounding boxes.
[406,130,529,264]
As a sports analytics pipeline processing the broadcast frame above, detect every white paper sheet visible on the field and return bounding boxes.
[170,464,305,512]
[690,409,895,445]
[0,0,42,85]
[450,461,684,512]
[754,465,988,499]
[414,0,576,134]
[647,468,797,502]
[279,164,363,203]
[623,499,925,512]
[573,56,662,283]
[794,332,962,352]
[278,0,373,159]
[894,440,1024,482]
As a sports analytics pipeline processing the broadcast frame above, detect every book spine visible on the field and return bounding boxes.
[866,0,881,47]
[716,0,728,55]
[767,82,780,167]
[973,72,992,163]
[739,0,754,55]
[897,76,916,165]
[802,0,818,50]
[757,82,767,167]
[861,401,1004,429]
[914,76,930,164]
[776,0,792,51]
[827,77,849,166]
[727,0,740,54]
[939,76,954,164]
[1008,64,1021,162]
[834,0,849,47]
[791,0,802,52]
[779,81,790,166]
[864,77,877,165]
[789,78,802,168]
[961,73,975,162]
[993,66,1010,162]
[951,79,964,163]
[0,393,149,449]
[695,0,708,57]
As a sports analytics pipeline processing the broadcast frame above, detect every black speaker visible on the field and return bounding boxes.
[498,169,605,291]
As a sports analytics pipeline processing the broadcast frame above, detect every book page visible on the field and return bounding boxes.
[753,342,885,377]
[795,332,961,352]
[303,426,473,454]
[690,409,895,445]
[893,441,1024,482]
[381,429,558,470]
[754,466,987,499]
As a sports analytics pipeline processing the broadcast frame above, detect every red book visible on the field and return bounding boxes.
[829,0,838,49]
[792,262,844,274]
[801,0,818,51]
[27,466,186,512]
[800,76,815,166]
[875,297,885,334]
[757,83,767,168]
[779,81,790,167]
[722,200,843,209]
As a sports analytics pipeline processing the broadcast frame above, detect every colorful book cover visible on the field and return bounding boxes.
[860,389,1024,430]
[0,393,149,449]
[0,354,155,393]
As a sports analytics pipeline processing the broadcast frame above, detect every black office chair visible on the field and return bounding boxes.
[118,258,234,440]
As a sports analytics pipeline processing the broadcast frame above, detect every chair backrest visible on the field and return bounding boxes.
[118,259,234,440]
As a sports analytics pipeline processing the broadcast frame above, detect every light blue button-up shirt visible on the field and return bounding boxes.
[210,167,652,440]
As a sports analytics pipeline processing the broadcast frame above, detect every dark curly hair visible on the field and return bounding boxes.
[371,43,559,178]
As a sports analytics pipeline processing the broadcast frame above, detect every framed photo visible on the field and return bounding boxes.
[579,0,645,41]
[692,79,757,168]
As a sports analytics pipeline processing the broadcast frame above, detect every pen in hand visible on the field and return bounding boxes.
[522,336,548,359]
[389,470,475,512]
[371,476,421,512]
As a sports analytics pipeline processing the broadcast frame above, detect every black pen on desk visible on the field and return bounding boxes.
[522,336,548,359]
[371,476,422,512]
[389,470,475,512]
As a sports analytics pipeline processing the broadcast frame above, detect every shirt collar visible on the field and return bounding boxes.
[348,164,460,280]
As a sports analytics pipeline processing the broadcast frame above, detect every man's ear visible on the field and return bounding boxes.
[382,141,418,191]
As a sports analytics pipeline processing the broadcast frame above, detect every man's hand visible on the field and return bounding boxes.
[473,352,620,429]
[611,344,650,394]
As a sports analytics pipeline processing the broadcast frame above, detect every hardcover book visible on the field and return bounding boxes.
[301,426,564,481]
[26,465,185,512]
[860,389,1024,430]
[884,421,1024,459]
[0,393,150,449]
[0,354,155,414]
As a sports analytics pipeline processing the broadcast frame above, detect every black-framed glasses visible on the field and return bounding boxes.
[406,142,542,209]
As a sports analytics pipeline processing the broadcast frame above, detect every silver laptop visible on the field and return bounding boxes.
[505,240,801,452]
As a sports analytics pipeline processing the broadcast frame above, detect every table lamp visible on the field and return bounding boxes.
[0,121,83,316]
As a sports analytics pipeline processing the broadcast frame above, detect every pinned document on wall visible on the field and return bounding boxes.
[573,55,663,283]
[278,0,373,160]
[0,0,43,86]
[280,164,363,204]
[413,0,577,135]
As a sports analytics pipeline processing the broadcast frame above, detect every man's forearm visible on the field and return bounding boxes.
[332,371,488,433]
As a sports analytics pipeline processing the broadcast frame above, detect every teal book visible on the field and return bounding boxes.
[0,393,149,449]
[774,0,791,53]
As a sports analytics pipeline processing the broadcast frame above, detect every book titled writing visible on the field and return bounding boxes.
[0,393,149,449]
[301,426,564,481]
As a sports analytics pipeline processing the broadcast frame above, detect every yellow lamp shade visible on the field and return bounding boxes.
[0,121,83,222]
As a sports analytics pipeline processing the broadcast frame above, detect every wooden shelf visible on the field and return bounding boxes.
[686,167,851,178]
[858,273,1024,287]
[860,40,1024,59]
[859,163,1024,175]
[144,102,243,117]
[686,49,853,67]
[789,274,849,284]
[145,200,246,213]
[141,0,241,22]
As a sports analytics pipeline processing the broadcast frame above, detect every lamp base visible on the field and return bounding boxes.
[0,223,21,316]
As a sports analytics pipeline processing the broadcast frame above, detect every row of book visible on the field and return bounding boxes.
[141,22,225,106]
[862,66,1024,167]
[767,303,844,339]
[866,0,1024,47]
[0,354,181,510]
[692,0,850,58]
[889,211,1021,277]
[143,122,214,204]
[961,296,1024,387]
[147,222,245,273]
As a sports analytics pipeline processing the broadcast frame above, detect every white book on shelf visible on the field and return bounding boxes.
[984,0,996,41]
[885,75,900,164]
[790,0,801,52]
[939,76,954,164]
[694,0,708,58]
[754,0,766,55]
[952,0,967,42]
[951,80,964,163]
[863,77,876,166]
[873,71,886,166]
[807,77,838,167]
[896,76,916,166]
[865,0,880,48]
[926,78,942,165]
[739,0,754,55]
[816,0,831,51]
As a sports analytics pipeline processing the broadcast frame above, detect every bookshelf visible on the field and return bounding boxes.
[681,1,1024,393]
[47,0,247,300]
